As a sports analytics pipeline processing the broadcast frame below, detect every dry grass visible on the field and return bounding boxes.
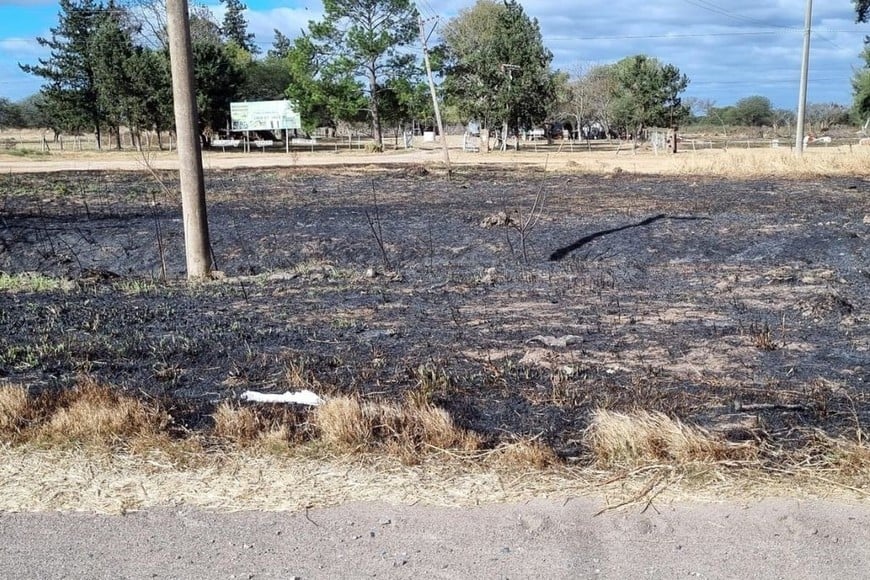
[4,135,870,179]
[37,376,170,446]
[0,384,31,437]
[210,401,306,450]
[3,376,870,512]
[487,438,562,470]
[586,408,758,466]
[314,395,481,460]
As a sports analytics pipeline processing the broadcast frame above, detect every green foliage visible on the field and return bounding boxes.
[857,0,870,22]
[441,0,555,134]
[19,0,106,140]
[379,76,432,132]
[307,0,420,145]
[0,98,23,128]
[239,57,293,102]
[221,0,258,54]
[610,55,689,137]
[268,29,292,59]
[13,94,53,129]
[854,45,870,122]
[192,40,245,137]
[283,32,365,134]
[726,95,774,126]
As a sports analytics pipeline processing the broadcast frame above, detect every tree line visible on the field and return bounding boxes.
[2,0,868,147]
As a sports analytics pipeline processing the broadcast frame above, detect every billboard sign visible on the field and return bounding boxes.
[230,100,301,131]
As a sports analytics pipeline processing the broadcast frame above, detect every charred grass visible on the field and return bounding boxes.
[0,166,868,510]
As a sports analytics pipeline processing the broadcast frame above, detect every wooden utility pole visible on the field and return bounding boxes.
[419,16,451,171]
[166,0,212,278]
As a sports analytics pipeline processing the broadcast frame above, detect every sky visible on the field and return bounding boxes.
[1,0,868,111]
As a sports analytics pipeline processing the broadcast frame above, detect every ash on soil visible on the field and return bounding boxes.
[1,167,867,454]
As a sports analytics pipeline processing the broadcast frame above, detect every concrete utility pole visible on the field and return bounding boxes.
[418,16,451,171]
[794,0,813,156]
[166,0,212,278]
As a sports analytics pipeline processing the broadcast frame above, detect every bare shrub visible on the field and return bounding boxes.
[587,409,758,466]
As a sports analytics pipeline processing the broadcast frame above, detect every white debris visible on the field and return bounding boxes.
[526,335,583,348]
[240,389,324,406]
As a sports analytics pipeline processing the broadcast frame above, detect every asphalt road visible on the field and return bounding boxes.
[2,498,868,579]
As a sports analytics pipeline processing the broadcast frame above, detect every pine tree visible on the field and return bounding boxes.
[221,0,257,54]
[20,0,107,146]
[268,29,292,59]
[308,0,420,147]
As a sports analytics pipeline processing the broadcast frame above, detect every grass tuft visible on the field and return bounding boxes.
[315,395,480,459]
[0,384,32,438]
[488,438,562,470]
[211,401,308,449]
[39,376,170,446]
[586,408,758,466]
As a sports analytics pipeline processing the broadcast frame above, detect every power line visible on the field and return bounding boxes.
[680,0,798,31]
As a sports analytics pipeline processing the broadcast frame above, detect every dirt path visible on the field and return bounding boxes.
[1,499,868,579]
[2,142,868,176]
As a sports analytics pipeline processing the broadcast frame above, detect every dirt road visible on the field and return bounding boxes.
[1,499,868,579]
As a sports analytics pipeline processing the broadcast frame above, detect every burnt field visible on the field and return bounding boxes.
[1,166,867,457]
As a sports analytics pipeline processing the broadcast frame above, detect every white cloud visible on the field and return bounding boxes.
[0,36,46,55]
[2,0,866,105]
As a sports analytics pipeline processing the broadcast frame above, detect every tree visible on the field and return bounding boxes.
[15,94,54,129]
[0,98,23,128]
[728,95,774,126]
[268,29,292,59]
[20,0,107,145]
[90,1,139,148]
[307,0,419,147]
[556,63,618,141]
[283,33,367,134]
[239,56,293,102]
[221,0,257,54]
[192,40,244,141]
[441,0,555,146]
[857,0,870,22]
[609,55,689,141]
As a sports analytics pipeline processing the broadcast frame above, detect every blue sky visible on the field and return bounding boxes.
[1,0,868,111]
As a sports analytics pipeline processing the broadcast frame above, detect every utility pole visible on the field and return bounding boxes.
[166,0,212,278]
[794,0,813,156]
[419,16,451,172]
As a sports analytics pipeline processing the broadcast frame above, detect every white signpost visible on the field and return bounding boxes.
[229,100,302,153]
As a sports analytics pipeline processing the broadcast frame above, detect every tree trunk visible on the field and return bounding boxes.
[368,65,382,148]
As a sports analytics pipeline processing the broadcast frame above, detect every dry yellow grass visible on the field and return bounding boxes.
[3,135,869,178]
[2,379,870,512]
[586,408,758,466]
[0,384,31,437]
[314,395,481,458]
[210,401,305,449]
[38,376,169,446]
[486,438,562,470]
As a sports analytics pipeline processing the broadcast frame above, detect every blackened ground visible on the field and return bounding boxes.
[1,167,867,455]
